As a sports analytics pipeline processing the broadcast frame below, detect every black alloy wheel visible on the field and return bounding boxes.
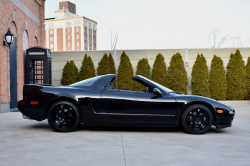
[181,104,213,134]
[48,101,81,132]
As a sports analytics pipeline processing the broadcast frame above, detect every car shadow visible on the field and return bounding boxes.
[27,123,229,134]
[207,126,229,134]
[77,124,184,133]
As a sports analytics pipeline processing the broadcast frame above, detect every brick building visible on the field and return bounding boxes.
[45,1,97,51]
[0,0,45,113]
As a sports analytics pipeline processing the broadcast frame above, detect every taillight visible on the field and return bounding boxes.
[30,101,38,105]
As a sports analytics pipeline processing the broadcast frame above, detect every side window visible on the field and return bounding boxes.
[134,80,153,93]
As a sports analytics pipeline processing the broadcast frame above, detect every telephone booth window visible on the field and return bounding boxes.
[26,47,51,85]
[29,59,44,84]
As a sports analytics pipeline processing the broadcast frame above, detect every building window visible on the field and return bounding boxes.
[67,28,70,32]
[94,44,96,49]
[84,35,87,40]
[23,30,29,56]
[89,36,92,41]
[93,30,96,35]
[89,43,92,48]
[50,30,53,34]
[50,37,53,41]
[84,42,87,47]
[84,21,87,26]
[68,35,70,40]
[75,21,80,25]
[84,27,87,33]
[77,42,79,46]
[76,35,79,39]
[76,27,79,32]
[50,44,53,48]
[93,38,96,42]
[89,29,92,34]
[89,23,91,28]
[49,23,54,28]
[68,42,70,46]
[66,22,71,26]
[93,25,95,29]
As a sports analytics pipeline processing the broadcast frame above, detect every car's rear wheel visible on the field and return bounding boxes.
[47,101,80,132]
[181,104,213,134]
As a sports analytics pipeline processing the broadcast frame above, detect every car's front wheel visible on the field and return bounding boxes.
[181,104,213,134]
[47,100,81,132]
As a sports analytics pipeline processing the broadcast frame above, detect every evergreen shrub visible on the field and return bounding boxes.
[79,54,95,80]
[109,53,116,88]
[152,53,168,87]
[135,58,150,91]
[61,60,79,85]
[246,57,250,100]
[226,49,246,100]
[191,54,210,97]
[210,55,227,100]
[117,51,133,90]
[97,53,110,75]
[109,53,116,75]
[168,52,188,94]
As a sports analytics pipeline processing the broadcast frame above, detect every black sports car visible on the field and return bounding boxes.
[18,74,235,134]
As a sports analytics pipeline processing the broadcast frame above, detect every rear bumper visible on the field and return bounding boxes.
[18,100,45,121]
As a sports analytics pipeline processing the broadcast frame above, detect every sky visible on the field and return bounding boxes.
[45,0,250,50]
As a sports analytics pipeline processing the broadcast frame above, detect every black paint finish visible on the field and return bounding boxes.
[18,74,235,129]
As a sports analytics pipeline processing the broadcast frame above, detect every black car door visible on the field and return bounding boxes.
[102,89,177,123]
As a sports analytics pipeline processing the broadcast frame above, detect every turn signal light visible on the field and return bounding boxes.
[30,101,38,105]
[217,110,223,113]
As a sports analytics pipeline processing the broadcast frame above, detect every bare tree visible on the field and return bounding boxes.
[234,32,250,47]
[209,27,233,48]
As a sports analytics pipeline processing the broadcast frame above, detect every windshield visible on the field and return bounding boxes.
[70,76,103,87]
[136,76,173,93]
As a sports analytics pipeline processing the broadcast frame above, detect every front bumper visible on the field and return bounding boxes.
[216,106,235,129]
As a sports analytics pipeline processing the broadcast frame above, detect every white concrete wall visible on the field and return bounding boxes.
[51,48,250,93]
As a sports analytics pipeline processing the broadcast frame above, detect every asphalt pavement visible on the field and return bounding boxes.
[0,103,249,166]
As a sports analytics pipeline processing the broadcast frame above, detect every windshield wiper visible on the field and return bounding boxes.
[169,91,184,94]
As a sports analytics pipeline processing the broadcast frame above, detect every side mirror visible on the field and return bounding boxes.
[153,88,162,97]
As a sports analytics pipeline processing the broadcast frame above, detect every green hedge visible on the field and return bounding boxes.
[191,54,210,98]
[97,53,110,75]
[246,57,250,100]
[135,58,150,91]
[227,49,246,100]
[117,51,133,90]
[168,52,188,94]
[79,54,95,81]
[61,60,79,85]
[210,55,227,100]
[152,53,168,87]
[59,50,250,101]
[109,53,116,75]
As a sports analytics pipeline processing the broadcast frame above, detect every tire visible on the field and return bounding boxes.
[181,104,213,134]
[47,100,81,132]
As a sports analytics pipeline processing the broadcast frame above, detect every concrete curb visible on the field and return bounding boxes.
[218,100,250,104]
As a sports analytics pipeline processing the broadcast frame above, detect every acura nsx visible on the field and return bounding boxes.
[18,74,235,134]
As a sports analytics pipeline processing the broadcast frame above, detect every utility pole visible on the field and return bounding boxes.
[111,31,118,85]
